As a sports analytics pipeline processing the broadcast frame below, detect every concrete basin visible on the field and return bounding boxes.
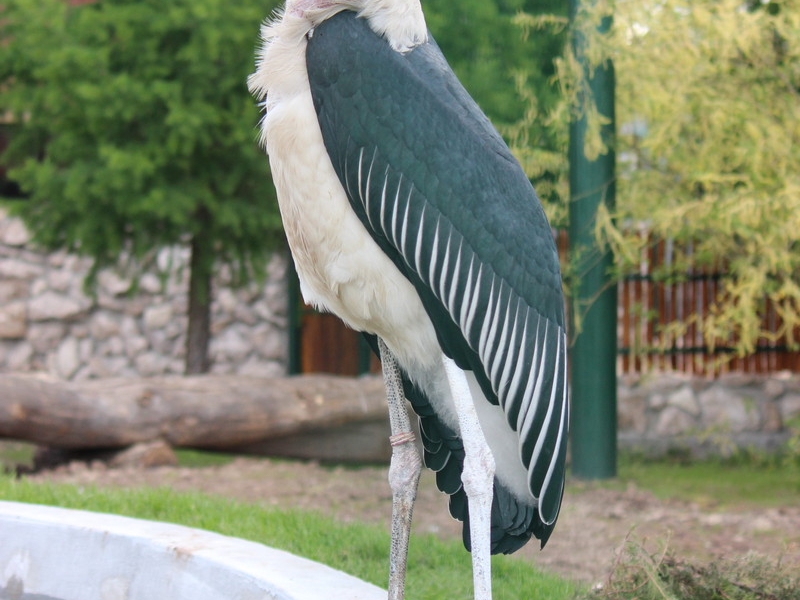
[0,501,385,600]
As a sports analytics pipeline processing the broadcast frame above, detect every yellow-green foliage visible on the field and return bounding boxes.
[521,0,800,356]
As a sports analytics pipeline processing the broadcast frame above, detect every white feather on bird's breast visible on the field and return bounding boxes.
[249,11,443,377]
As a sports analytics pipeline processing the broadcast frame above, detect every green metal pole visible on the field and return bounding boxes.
[568,1,617,479]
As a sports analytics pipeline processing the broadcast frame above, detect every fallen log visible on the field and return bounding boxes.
[0,374,389,454]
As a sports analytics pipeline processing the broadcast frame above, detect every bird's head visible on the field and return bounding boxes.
[286,0,427,52]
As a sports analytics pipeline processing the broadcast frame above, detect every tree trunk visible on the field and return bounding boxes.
[0,374,388,451]
[185,220,213,374]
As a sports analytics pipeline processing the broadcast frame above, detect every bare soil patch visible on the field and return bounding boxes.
[24,455,800,586]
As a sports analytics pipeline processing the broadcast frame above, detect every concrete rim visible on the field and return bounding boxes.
[0,500,385,600]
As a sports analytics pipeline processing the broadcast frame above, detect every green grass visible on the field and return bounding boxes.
[174,448,238,468]
[0,441,35,471]
[609,451,800,509]
[0,474,579,600]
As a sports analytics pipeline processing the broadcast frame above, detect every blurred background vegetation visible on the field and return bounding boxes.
[536,0,800,358]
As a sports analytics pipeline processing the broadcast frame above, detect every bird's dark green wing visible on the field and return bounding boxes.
[306,10,568,545]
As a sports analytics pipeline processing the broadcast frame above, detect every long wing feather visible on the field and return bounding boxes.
[306,10,568,532]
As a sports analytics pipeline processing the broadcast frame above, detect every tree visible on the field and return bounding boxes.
[526,0,800,357]
[0,0,283,373]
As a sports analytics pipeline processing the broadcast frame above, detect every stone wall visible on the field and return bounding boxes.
[0,208,289,379]
[618,372,800,454]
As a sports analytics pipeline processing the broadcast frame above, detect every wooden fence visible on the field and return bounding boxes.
[613,238,800,376]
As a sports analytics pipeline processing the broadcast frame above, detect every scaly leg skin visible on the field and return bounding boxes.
[442,355,496,600]
[378,338,422,600]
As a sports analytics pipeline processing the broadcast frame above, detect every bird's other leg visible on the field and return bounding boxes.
[378,338,422,600]
[442,355,495,600]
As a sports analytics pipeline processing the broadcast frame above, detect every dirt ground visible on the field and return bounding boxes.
[24,454,800,586]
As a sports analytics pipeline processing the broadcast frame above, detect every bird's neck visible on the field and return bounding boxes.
[294,0,427,53]
[357,0,427,52]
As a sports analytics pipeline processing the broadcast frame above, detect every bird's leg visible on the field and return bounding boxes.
[442,355,495,600]
[378,338,422,600]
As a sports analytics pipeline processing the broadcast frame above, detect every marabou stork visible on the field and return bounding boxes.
[248,1,568,598]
